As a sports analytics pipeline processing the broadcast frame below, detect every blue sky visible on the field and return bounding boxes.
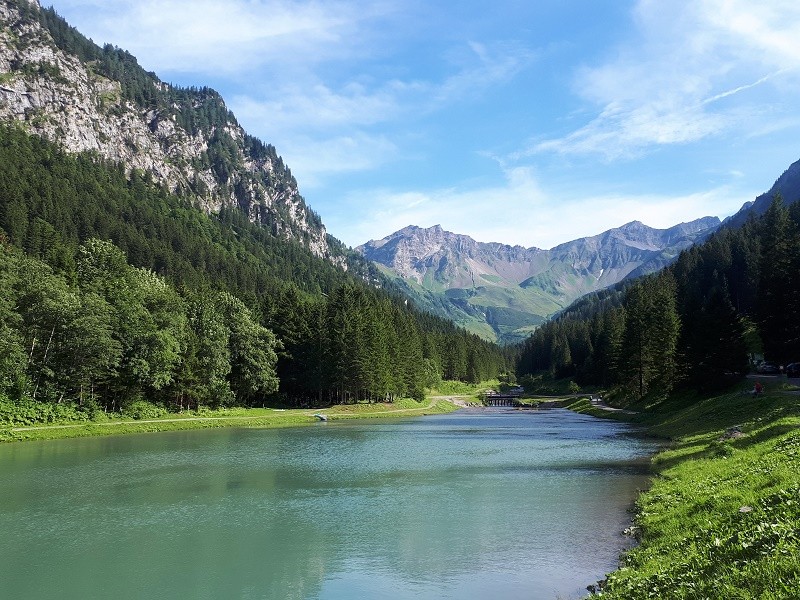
[45,0,800,249]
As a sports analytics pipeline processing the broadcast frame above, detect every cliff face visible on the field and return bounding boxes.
[0,0,330,257]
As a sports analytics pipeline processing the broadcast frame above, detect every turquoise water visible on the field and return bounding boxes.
[0,408,656,599]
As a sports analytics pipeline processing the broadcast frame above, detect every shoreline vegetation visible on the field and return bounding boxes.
[563,379,800,598]
[0,396,465,443]
[0,380,494,443]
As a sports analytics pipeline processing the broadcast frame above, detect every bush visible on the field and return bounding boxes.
[79,398,106,421]
[434,380,498,395]
[0,396,90,426]
[121,400,167,420]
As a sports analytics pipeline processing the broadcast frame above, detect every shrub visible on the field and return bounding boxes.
[0,395,90,426]
[121,400,167,420]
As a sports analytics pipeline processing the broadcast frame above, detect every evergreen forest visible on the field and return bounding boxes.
[0,125,508,422]
[516,195,800,403]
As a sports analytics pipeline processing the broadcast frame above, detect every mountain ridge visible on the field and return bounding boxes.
[0,0,333,258]
[358,217,721,343]
[723,157,800,229]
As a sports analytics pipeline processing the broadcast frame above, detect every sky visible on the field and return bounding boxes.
[43,0,800,250]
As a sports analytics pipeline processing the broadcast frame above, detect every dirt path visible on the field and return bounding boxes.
[591,401,638,415]
[427,395,475,407]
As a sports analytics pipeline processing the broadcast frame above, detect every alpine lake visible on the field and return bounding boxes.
[0,407,658,599]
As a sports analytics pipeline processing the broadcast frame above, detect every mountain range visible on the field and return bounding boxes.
[2,0,799,349]
[358,218,721,343]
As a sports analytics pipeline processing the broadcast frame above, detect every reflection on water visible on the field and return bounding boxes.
[0,408,657,600]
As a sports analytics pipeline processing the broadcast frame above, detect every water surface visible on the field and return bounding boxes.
[0,408,656,599]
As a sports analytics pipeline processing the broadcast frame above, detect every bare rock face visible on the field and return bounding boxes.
[0,0,330,258]
[358,218,720,343]
[359,218,720,292]
[360,225,547,288]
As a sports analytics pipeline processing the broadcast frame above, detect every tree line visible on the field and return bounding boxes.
[0,126,508,419]
[516,196,800,401]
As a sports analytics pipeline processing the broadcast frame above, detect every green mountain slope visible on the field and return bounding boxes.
[0,0,332,256]
[0,2,510,413]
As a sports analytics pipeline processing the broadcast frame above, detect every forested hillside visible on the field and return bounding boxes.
[0,126,508,420]
[1,0,331,255]
[516,195,800,403]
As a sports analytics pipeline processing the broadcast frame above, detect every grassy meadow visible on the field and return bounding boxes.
[566,380,800,598]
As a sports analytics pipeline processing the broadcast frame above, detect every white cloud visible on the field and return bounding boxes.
[268,133,400,188]
[698,0,800,68]
[333,167,752,249]
[532,0,800,159]
[229,39,532,131]
[231,84,404,133]
[429,41,535,107]
[47,0,379,75]
[226,40,534,184]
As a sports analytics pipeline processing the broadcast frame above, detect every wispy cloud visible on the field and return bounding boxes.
[264,133,400,188]
[227,39,534,183]
[333,167,750,249]
[230,40,533,129]
[701,70,786,105]
[530,0,800,160]
[48,0,383,75]
[428,41,535,107]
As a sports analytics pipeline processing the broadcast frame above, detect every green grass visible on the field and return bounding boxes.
[570,381,800,599]
[430,379,498,396]
[1,397,461,443]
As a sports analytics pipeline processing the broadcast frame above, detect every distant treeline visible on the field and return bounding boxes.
[516,196,800,401]
[0,126,508,417]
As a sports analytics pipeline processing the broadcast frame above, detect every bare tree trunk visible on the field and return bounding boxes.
[33,325,57,401]
[28,335,36,364]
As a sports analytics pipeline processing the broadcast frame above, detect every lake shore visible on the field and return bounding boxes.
[0,399,654,599]
[1,397,463,443]
[561,384,800,598]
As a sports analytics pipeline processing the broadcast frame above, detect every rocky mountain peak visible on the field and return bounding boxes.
[0,0,332,258]
[358,217,720,343]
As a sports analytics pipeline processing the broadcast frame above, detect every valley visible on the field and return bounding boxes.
[1,1,800,599]
[359,218,720,343]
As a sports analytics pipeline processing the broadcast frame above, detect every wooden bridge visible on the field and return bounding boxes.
[482,390,524,407]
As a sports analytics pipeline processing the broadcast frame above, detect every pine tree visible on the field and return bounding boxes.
[757,195,800,363]
[620,274,680,402]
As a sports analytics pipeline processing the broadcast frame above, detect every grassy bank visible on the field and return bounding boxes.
[567,382,800,598]
[1,397,459,443]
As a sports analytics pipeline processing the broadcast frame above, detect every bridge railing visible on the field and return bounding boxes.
[481,391,523,407]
